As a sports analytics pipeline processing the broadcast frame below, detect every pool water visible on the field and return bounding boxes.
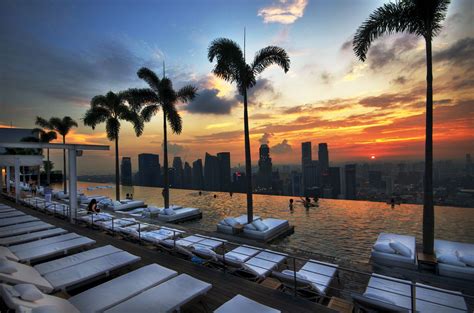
[66,182,474,263]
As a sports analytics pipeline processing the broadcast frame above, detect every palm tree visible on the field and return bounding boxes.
[208,38,290,223]
[83,91,144,201]
[23,128,57,184]
[125,67,197,208]
[353,0,450,254]
[36,116,78,194]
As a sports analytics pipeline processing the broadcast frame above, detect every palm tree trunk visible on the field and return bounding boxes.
[115,136,120,201]
[47,148,51,185]
[423,36,434,255]
[243,89,254,223]
[63,136,67,194]
[163,113,170,208]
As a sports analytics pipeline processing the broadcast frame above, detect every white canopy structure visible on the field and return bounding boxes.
[0,142,109,222]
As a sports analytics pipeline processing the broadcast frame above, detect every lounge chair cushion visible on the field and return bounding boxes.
[32,305,64,313]
[113,201,122,207]
[390,241,412,257]
[0,259,17,274]
[214,294,281,313]
[0,247,20,261]
[0,261,54,293]
[364,292,395,305]
[224,217,238,227]
[282,270,307,280]
[244,223,257,230]
[373,242,395,254]
[459,254,474,266]
[252,219,268,232]
[164,208,175,215]
[437,254,466,267]
[14,284,43,301]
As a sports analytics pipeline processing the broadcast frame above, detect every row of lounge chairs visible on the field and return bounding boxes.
[372,233,474,280]
[0,202,283,312]
[4,201,470,312]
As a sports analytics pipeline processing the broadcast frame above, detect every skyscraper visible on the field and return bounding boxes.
[172,157,184,188]
[318,143,329,186]
[204,153,220,191]
[345,164,357,200]
[192,159,204,190]
[138,153,160,187]
[217,152,231,191]
[328,167,341,198]
[120,157,132,186]
[301,142,312,165]
[257,144,272,189]
[183,162,192,189]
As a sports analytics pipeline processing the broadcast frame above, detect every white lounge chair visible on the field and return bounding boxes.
[69,264,178,312]
[371,233,417,269]
[0,245,140,293]
[0,221,55,238]
[214,294,280,313]
[176,234,226,250]
[0,215,39,227]
[435,239,474,280]
[352,273,468,313]
[224,245,261,262]
[272,259,339,302]
[140,227,184,244]
[0,232,96,263]
[0,211,25,218]
[157,207,202,223]
[231,249,287,282]
[0,228,68,246]
[103,274,212,313]
[217,215,260,235]
[242,218,290,241]
[104,199,145,211]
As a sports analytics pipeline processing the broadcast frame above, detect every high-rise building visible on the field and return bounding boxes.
[466,153,472,176]
[369,171,383,189]
[345,164,357,200]
[301,142,312,165]
[217,152,231,191]
[290,171,302,196]
[138,153,160,187]
[192,159,204,190]
[328,167,341,198]
[301,142,316,194]
[318,143,329,186]
[172,157,184,188]
[183,162,192,189]
[257,144,273,189]
[304,160,320,196]
[204,153,220,191]
[232,171,246,193]
[120,157,132,186]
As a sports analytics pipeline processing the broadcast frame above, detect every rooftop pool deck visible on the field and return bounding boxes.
[73,182,474,265]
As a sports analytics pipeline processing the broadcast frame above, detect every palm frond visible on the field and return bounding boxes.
[105,118,120,141]
[137,67,161,90]
[90,95,108,108]
[176,85,197,103]
[41,131,57,143]
[353,1,411,61]
[208,38,247,85]
[123,88,159,111]
[120,109,144,137]
[166,106,182,134]
[83,107,110,129]
[35,117,52,129]
[140,104,160,122]
[252,46,290,75]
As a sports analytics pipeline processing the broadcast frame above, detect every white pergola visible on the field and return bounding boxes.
[0,142,109,222]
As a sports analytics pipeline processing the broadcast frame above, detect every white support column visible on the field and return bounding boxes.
[6,166,10,193]
[14,158,20,202]
[68,148,77,223]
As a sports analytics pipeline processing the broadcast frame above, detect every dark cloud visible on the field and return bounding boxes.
[271,139,292,154]
[434,37,474,69]
[246,78,279,103]
[184,89,239,115]
[340,39,352,51]
[366,34,419,69]
[258,132,273,145]
[162,142,188,156]
[320,71,333,84]
[391,76,407,85]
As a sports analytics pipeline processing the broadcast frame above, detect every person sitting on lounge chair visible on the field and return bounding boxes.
[87,198,100,214]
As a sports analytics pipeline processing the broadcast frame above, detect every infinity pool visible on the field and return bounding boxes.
[69,182,474,263]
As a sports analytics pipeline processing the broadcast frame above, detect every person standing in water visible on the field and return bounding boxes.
[288,199,294,212]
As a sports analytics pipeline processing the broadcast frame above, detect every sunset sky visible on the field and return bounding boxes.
[1,0,473,174]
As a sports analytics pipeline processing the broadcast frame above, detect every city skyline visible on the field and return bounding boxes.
[1,0,473,175]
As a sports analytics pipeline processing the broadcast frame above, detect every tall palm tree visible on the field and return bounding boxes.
[208,38,290,223]
[83,91,144,201]
[23,128,58,184]
[36,116,78,194]
[353,0,450,254]
[125,67,197,208]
